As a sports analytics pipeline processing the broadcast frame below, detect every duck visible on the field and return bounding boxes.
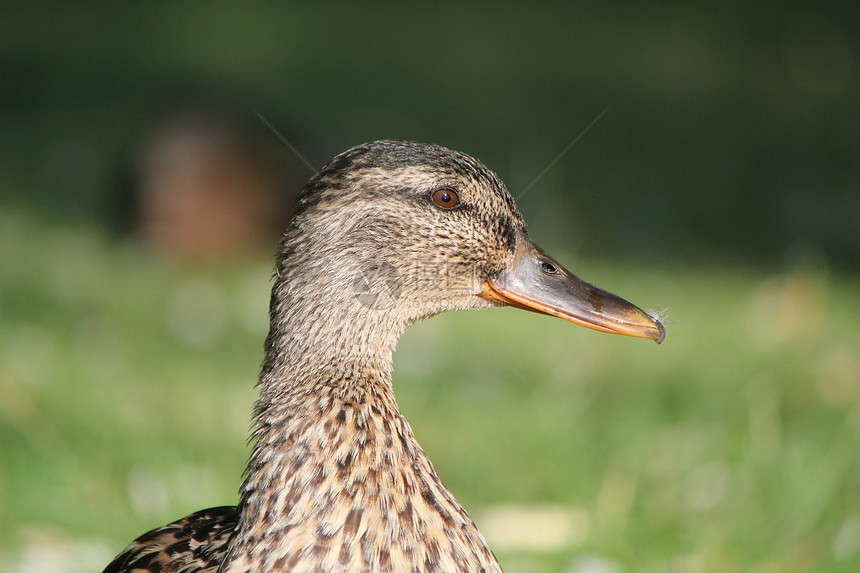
[103,140,664,573]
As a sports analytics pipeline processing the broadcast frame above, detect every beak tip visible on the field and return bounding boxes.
[652,319,666,344]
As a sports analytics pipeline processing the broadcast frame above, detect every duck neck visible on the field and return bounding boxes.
[247,282,410,486]
[254,276,405,417]
[252,300,404,449]
[221,279,499,571]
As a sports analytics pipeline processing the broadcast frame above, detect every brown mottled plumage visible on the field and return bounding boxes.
[105,141,664,573]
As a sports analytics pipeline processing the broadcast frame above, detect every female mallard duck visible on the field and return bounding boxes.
[104,140,664,572]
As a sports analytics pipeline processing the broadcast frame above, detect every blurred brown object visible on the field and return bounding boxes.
[135,104,300,260]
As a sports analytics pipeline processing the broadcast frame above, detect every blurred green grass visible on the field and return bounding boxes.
[2,207,860,572]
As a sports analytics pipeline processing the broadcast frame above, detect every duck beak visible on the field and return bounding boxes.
[480,231,665,343]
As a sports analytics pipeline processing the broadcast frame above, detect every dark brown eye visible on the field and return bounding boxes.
[431,189,460,209]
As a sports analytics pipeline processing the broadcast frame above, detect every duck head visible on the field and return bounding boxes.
[271,140,664,358]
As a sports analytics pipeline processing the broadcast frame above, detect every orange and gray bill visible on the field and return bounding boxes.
[480,230,665,343]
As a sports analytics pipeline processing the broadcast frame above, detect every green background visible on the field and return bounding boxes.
[1,3,859,572]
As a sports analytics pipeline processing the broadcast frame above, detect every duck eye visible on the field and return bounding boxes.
[431,189,460,209]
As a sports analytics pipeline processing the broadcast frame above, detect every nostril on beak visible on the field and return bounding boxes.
[539,260,559,275]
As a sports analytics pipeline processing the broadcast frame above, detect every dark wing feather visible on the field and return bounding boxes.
[103,506,238,573]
